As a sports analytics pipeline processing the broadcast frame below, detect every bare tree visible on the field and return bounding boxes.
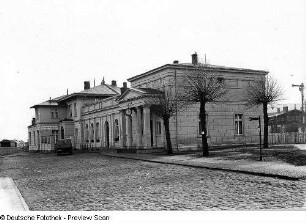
[245,75,284,148]
[181,64,228,157]
[149,86,186,155]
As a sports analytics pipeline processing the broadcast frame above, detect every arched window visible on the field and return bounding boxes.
[96,122,100,142]
[90,123,94,142]
[85,124,89,142]
[114,119,119,142]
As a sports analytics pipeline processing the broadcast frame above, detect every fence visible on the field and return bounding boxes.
[269,132,306,144]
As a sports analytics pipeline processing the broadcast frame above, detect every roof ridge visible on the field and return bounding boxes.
[104,83,120,94]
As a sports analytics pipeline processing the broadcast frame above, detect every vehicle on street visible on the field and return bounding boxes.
[55,139,73,156]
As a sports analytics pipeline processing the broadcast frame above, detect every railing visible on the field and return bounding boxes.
[269,132,306,144]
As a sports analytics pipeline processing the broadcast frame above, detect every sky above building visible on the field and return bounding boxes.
[0,0,305,141]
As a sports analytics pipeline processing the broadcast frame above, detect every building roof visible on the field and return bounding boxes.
[30,96,67,108]
[127,62,268,82]
[268,109,303,118]
[31,83,121,108]
[78,83,120,95]
[58,83,120,102]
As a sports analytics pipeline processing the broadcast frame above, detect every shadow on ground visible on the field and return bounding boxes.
[190,145,306,166]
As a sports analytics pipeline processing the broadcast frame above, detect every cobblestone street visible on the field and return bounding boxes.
[0,153,305,211]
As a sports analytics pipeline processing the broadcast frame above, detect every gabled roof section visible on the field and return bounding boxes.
[116,87,163,102]
[128,62,268,82]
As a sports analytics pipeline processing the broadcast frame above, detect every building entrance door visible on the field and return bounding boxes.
[105,121,110,148]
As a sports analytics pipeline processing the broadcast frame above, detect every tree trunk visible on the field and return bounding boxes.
[263,102,269,148]
[163,116,173,155]
[200,101,209,156]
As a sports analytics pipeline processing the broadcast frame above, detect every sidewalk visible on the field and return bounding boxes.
[99,150,306,180]
[0,177,29,211]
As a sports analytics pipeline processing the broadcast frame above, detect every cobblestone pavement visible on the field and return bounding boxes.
[0,153,305,211]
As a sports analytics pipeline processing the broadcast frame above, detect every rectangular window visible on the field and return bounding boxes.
[228,79,239,88]
[52,130,59,143]
[68,105,72,118]
[51,111,54,119]
[85,124,89,142]
[55,109,58,119]
[74,103,77,117]
[234,114,243,135]
[156,121,162,135]
[29,132,31,145]
[75,128,78,143]
[199,114,208,135]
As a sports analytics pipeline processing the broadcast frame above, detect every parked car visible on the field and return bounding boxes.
[55,139,73,156]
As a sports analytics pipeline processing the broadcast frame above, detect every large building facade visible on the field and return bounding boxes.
[28,53,267,152]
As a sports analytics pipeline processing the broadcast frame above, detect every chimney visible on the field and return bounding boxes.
[111,80,117,86]
[277,108,281,113]
[84,81,90,90]
[192,52,198,65]
[120,82,128,95]
[101,77,105,85]
[173,60,179,64]
[283,106,288,112]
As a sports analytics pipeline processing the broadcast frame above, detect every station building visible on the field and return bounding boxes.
[28,53,268,153]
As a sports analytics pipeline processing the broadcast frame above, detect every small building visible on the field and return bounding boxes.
[0,139,17,147]
[269,107,304,133]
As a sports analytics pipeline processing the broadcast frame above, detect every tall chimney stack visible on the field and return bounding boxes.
[192,52,198,65]
[120,82,128,95]
[84,81,90,90]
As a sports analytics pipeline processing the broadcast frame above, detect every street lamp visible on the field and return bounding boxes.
[292,83,305,131]
[249,116,262,161]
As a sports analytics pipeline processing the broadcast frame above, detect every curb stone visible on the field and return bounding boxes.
[0,177,29,211]
[10,178,30,211]
[99,153,305,181]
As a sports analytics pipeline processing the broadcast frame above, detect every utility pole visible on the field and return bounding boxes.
[292,83,305,131]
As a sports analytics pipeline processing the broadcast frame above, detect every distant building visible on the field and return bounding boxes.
[28,53,267,152]
[0,139,17,147]
[269,106,305,133]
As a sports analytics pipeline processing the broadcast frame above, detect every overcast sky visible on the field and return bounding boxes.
[0,0,305,141]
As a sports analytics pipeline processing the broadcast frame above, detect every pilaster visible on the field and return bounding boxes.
[136,106,143,148]
[143,106,151,148]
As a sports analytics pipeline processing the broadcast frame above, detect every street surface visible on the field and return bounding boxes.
[0,153,305,210]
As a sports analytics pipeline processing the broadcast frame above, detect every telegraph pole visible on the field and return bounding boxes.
[292,83,305,131]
